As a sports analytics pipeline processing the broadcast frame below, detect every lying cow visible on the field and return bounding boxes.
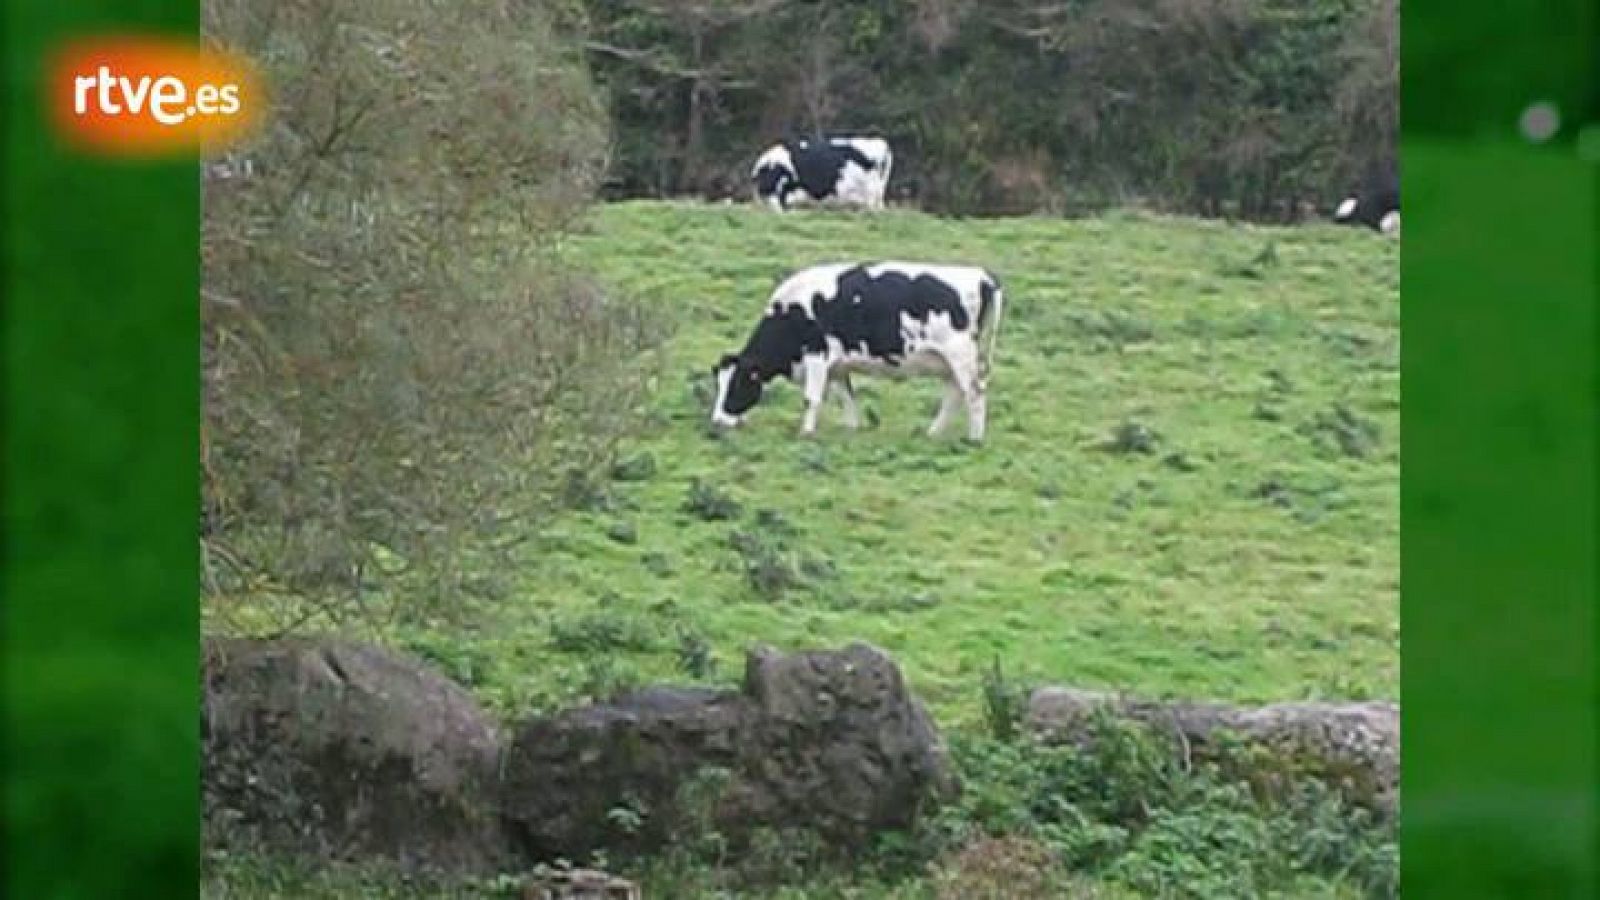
[710,261,1004,442]
[751,135,893,212]
[1333,178,1400,235]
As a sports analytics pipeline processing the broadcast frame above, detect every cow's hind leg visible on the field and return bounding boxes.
[966,382,989,443]
[927,381,962,437]
[941,343,988,442]
[831,375,862,429]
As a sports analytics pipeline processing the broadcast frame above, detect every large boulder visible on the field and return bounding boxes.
[501,685,749,857]
[501,642,949,861]
[1028,687,1399,816]
[735,643,950,829]
[202,637,506,871]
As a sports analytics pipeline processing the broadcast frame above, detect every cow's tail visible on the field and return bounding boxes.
[978,274,1004,381]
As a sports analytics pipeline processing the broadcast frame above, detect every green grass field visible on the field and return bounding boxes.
[382,200,1398,727]
[204,200,1400,898]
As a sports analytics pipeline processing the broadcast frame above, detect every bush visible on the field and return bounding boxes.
[728,529,803,602]
[980,656,1028,742]
[548,610,661,654]
[682,478,742,522]
[929,836,1082,900]
[201,0,657,624]
[673,627,716,680]
[915,712,1398,899]
[727,528,840,604]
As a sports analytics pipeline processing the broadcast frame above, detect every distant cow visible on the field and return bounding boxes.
[1333,177,1400,235]
[751,135,893,212]
[710,262,1004,441]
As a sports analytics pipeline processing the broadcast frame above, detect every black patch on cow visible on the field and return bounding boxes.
[753,140,882,207]
[752,163,789,200]
[717,306,822,415]
[811,266,969,365]
[789,141,878,193]
[1334,174,1400,230]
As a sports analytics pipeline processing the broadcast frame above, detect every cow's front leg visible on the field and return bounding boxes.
[832,374,862,429]
[799,356,831,436]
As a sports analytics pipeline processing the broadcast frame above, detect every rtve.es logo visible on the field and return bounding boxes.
[49,36,262,157]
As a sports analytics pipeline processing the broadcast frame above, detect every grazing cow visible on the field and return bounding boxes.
[751,135,893,212]
[1333,177,1400,235]
[710,262,1004,441]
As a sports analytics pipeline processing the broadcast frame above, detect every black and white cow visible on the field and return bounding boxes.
[750,135,893,212]
[710,262,1004,441]
[1333,176,1400,235]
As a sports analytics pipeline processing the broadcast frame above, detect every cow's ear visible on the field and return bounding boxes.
[714,352,739,373]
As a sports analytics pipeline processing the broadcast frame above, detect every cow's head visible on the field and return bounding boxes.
[710,352,768,428]
[1333,196,1359,225]
[751,145,796,211]
[752,163,791,211]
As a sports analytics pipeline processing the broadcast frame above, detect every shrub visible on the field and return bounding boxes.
[980,656,1028,743]
[1100,421,1161,455]
[611,452,659,482]
[201,0,655,626]
[572,656,641,704]
[726,528,832,603]
[673,627,716,680]
[929,836,1074,900]
[548,610,660,654]
[1300,404,1383,459]
[605,521,640,545]
[912,695,1397,899]
[683,478,742,522]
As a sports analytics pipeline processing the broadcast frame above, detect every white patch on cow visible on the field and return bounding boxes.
[938,338,987,441]
[1379,210,1400,235]
[751,145,793,180]
[831,161,886,208]
[798,352,832,435]
[710,364,742,428]
[1335,196,1358,220]
[751,145,795,210]
[831,137,892,210]
[829,343,949,379]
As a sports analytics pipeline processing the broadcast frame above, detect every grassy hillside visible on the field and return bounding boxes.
[376,200,1398,726]
[204,201,1400,899]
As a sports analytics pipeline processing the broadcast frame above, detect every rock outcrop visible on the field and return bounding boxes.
[201,633,1392,881]
[202,637,507,871]
[1027,686,1399,816]
[500,642,950,860]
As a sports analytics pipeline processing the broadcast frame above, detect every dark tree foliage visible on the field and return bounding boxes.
[580,0,1398,219]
